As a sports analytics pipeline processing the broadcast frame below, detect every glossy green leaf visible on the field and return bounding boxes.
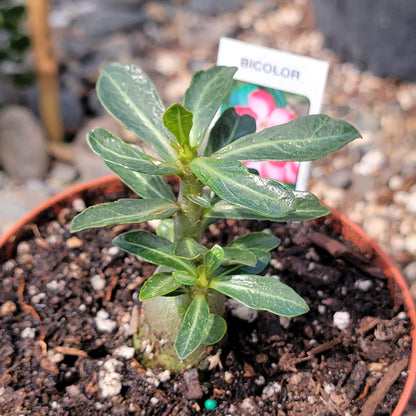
[205,191,330,222]
[204,245,224,273]
[156,219,175,242]
[228,232,280,251]
[139,272,181,301]
[213,249,270,277]
[184,66,237,148]
[190,158,295,218]
[87,128,178,175]
[204,108,256,156]
[202,314,227,345]
[163,103,193,147]
[104,161,175,201]
[212,115,361,161]
[175,295,210,360]
[210,275,309,317]
[175,238,208,259]
[173,271,199,285]
[71,198,178,232]
[222,247,257,266]
[113,231,197,276]
[97,63,178,163]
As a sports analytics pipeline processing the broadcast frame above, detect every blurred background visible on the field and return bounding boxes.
[0,0,416,409]
[0,1,415,405]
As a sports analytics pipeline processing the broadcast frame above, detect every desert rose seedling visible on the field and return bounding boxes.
[71,63,361,370]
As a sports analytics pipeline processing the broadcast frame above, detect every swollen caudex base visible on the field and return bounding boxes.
[135,290,226,371]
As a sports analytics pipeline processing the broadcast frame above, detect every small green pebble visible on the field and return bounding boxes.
[204,399,217,411]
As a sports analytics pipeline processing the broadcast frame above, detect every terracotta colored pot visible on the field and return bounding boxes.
[1,175,415,414]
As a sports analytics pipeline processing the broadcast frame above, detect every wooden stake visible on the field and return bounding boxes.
[26,0,63,142]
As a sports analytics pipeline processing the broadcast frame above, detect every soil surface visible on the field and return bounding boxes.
[0,185,411,415]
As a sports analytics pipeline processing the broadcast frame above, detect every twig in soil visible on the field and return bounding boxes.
[359,356,408,416]
[355,382,371,402]
[54,346,88,358]
[307,337,342,356]
[105,275,118,302]
[308,231,385,279]
[18,280,41,321]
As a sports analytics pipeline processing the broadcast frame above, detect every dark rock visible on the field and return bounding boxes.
[22,87,84,136]
[0,106,49,180]
[311,0,416,81]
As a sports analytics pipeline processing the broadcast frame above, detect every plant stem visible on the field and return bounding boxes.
[174,168,204,242]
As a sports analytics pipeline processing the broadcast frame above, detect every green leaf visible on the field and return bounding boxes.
[87,128,178,175]
[175,295,210,360]
[97,63,178,163]
[156,219,175,242]
[222,247,257,267]
[210,275,309,317]
[184,66,237,148]
[113,231,197,275]
[186,194,212,208]
[173,271,199,285]
[190,158,295,218]
[205,191,330,222]
[212,115,361,161]
[71,198,178,232]
[175,238,208,259]
[139,272,181,301]
[204,245,224,273]
[204,108,256,156]
[163,103,193,147]
[228,232,280,251]
[213,249,270,277]
[202,314,227,345]
[104,161,175,201]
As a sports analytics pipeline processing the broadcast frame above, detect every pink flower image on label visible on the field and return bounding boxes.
[234,89,299,185]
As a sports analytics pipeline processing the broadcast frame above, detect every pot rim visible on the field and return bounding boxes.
[0,174,415,413]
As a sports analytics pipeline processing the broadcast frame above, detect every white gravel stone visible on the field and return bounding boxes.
[363,216,388,240]
[405,192,416,214]
[333,311,350,330]
[354,148,385,175]
[388,175,404,190]
[91,274,106,291]
[404,262,416,282]
[405,234,416,255]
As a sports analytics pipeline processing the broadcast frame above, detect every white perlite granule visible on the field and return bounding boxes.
[333,311,350,330]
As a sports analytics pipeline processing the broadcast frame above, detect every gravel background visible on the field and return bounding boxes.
[0,0,415,411]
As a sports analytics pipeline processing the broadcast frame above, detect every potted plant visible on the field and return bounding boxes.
[0,63,414,415]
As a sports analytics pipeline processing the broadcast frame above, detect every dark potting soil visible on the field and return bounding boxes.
[0,186,411,416]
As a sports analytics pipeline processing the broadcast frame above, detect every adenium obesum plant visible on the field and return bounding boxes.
[71,63,361,370]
